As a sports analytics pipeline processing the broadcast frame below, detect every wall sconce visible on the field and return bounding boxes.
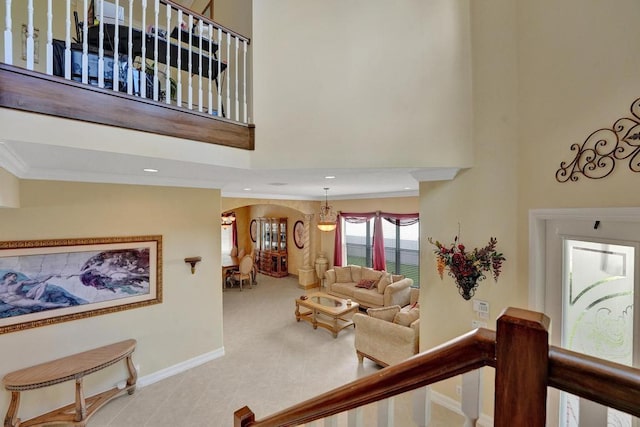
[184,256,202,274]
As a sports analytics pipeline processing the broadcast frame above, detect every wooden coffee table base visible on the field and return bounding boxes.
[295,293,359,338]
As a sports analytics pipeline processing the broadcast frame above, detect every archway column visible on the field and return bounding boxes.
[298,214,318,289]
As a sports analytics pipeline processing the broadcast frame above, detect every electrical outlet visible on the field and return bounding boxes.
[472,320,487,329]
[478,311,489,320]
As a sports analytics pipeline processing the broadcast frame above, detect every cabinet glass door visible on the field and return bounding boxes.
[263,219,270,251]
[280,221,287,250]
[271,221,278,250]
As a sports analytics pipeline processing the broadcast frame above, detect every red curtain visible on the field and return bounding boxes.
[372,213,386,270]
[231,214,238,249]
[333,213,344,266]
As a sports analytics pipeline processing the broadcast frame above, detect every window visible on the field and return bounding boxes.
[344,217,420,286]
[221,225,233,255]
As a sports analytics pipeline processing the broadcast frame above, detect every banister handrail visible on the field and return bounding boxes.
[234,328,497,427]
[235,307,640,427]
[548,346,640,418]
[162,0,250,44]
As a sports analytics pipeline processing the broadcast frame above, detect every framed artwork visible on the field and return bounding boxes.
[250,219,257,242]
[294,220,304,249]
[0,235,162,334]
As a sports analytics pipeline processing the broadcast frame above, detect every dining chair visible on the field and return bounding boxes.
[231,255,253,291]
[237,248,246,258]
[230,246,238,257]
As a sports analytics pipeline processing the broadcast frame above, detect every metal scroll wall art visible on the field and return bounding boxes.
[556,97,640,182]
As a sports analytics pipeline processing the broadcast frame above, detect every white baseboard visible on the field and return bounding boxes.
[431,390,494,427]
[137,347,225,388]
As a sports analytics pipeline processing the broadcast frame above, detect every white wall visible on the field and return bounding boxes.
[0,167,19,208]
[251,0,474,170]
[0,180,222,420]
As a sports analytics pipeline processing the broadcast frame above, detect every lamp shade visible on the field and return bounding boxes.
[317,221,337,232]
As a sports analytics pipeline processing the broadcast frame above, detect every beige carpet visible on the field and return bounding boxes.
[89,274,464,426]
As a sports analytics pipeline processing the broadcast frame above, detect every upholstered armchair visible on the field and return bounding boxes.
[353,288,420,367]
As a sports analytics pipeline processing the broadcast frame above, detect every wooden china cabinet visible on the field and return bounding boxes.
[256,217,288,277]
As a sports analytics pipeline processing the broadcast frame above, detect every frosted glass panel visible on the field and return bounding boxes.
[561,240,635,427]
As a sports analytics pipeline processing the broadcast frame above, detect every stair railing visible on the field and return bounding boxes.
[234,307,640,427]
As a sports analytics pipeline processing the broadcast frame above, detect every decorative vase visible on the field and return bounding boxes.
[315,252,328,288]
[456,275,483,300]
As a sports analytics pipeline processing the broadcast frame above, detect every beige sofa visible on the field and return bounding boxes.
[324,265,413,309]
[353,288,420,366]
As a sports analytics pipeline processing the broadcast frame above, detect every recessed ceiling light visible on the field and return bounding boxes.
[143,168,159,173]
[325,175,336,179]
[243,188,252,191]
[404,187,412,190]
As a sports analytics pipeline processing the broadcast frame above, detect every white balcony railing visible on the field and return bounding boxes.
[1,0,250,124]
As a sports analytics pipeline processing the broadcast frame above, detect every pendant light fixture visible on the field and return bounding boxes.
[221,212,236,228]
[317,188,337,232]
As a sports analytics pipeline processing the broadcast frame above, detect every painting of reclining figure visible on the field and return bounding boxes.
[0,235,162,334]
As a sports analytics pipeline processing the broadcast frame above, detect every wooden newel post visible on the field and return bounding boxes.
[234,406,255,427]
[494,307,550,427]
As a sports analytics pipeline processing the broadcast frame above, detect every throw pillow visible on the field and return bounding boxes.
[391,274,404,283]
[393,307,420,327]
[377,273,392,293]
[367,305,401,322]
[334,266,352,283]
[349,265,363,283]
[356,279,376,289]
[361,267,383,282]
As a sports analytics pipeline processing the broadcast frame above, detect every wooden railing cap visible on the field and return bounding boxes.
[498,307,550,331]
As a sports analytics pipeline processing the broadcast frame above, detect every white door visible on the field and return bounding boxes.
[545,219,640,427]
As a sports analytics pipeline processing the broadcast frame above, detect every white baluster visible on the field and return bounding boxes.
[82,0,88,84]
[64,0,70,78]
[462,370,481,427]
[347,407,363,427]
[176,9,182,105]
[197,20,203,112]
[377,397,394,427]
[98,0,104,87]
[3,0,12,65]
[207,23,213,114]
[113,0,119,91]
[234,36,238,120]
[323,416,338,427]
[412,386,432,427]
[243,39,247,123]
[579,398,608,427]
[217,27,221,116]
[140,0,147,98]
[126,0,133,94]
[187,13,193,109]
[225,31,230,118]
[165,3,171,104]
[46,0,52,75]
[152,0,159,101]
[26,0,34,70]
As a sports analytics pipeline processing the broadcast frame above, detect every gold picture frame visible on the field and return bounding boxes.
[0,235,162,334]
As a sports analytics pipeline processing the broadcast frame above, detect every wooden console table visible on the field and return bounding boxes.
[3,339,137,427]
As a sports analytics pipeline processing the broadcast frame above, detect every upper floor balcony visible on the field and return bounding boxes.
[0,0,254,150]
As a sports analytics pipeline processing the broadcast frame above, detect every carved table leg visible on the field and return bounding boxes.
[126,354,138,395]
[75,377,86,422]
[4,391,20,427]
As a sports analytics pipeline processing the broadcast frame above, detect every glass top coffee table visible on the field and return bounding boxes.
[295,292,359,338]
